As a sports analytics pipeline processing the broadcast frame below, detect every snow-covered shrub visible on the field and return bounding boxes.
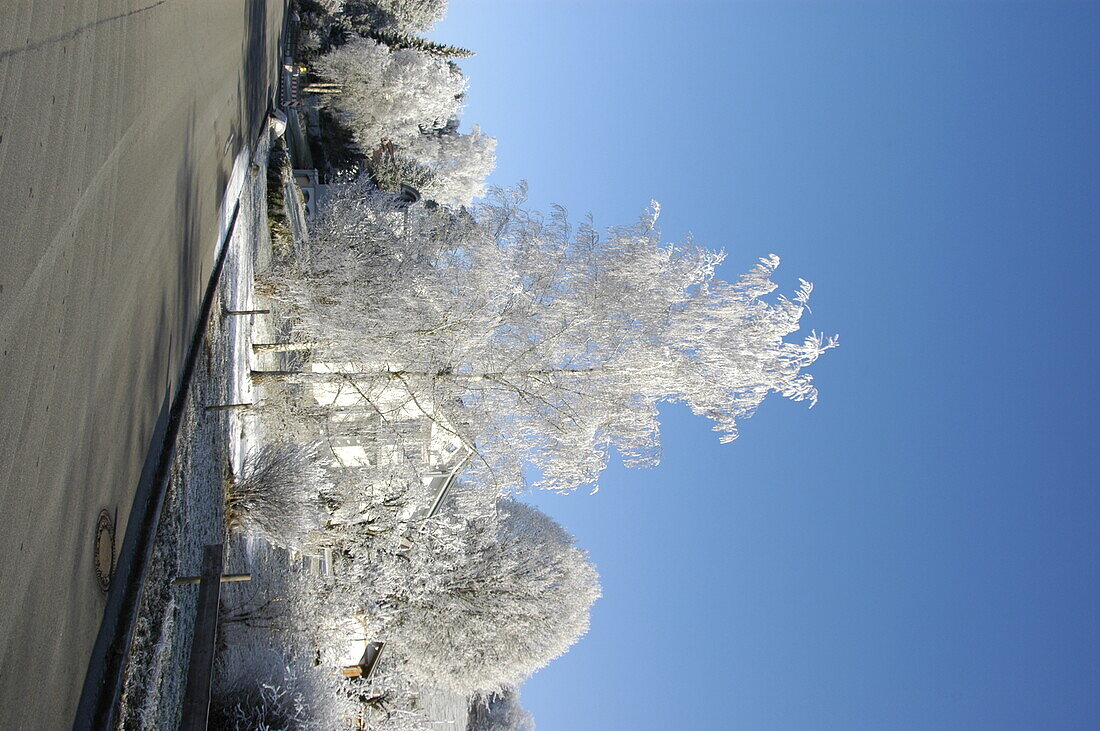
[313,0,346,13]
[299,28,324,55]
[211,644,357,730]
[314,38,466,151]
[227,442,329,550]
[350,664,437,731]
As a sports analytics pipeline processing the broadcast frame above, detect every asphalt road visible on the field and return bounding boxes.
[0,1,285,727]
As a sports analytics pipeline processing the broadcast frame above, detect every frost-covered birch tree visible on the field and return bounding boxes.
[259,183,837,493]
[340,0,448,34]
[401,125,497,206]
[314,38,466,150]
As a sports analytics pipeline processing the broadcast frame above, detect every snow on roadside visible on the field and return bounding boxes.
[116,130,273,729]
[222,145,264,484]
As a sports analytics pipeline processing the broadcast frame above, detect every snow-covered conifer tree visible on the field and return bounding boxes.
[468,689,535,731]
[340,0,448,34]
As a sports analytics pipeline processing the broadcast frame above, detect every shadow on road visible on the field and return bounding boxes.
[243,0,271,147]
[74,107,209,730]
[0,0,172,61]
[72,3,285,726]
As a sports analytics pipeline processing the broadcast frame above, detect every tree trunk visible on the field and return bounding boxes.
[222,308,270,316]
[249,366,605,385]
[252,342,319,354]
[251,369,382,385]
[204,402,253,412]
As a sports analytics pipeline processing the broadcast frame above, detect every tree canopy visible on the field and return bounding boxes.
[314,37,466,150]
[261,184,837,493]
[373,499,601,694]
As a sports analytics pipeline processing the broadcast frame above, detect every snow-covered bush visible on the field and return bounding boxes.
[314,38,466,151]
[349,664,438,731]
[299,28,324,55]
[312,0,346,13]
[227,442,329,550]
[367,148,437,195]
[211,643,357,730]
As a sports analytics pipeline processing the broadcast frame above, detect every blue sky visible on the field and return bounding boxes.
[433,2,1100,728]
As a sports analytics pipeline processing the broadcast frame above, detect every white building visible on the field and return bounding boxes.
[305,361,470,523]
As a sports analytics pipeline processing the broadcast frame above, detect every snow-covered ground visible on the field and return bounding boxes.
[118,124,473,729]
[415,688,471,729]
[116,129,273,729]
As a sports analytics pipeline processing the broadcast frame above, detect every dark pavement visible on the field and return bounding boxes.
[0,1,284,727]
